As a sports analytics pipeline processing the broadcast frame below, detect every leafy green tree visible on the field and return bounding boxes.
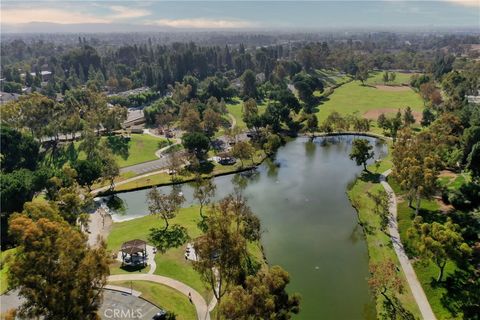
[349,139,374,171]
[403,107,416,127]
[221,265,301,320]
[182,132,210,159]
[466,142,480,181]
[1,168,51,215]
[73,159,102,191]
[409,217,472,282]
[8,215,110,320]
[305,114,318,135]
[193,175,216,219]
[0,127,40,172]
[421,108,435,127]
[367,190,390,233]
[242,69,257,99]
[193,195,249,320]
[100,152,120,191]
[147,187,185,231]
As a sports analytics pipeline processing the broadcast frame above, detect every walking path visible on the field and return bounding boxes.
[380,169,436,320]
[108,274,213,320]
[92,168,169,194]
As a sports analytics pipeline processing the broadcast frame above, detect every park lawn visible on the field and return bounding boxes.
[366,71,416,86]
[77,134,166,168]
[107,206,208,295]
[390,179,462,320]
[0,248,16,294]
[347,156,421,318]
[107,205,265,300]
[315,80,423,133]
[226,97,267,129]
[110,280,196,320]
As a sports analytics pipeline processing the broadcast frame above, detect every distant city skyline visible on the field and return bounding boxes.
[1,1,479,33]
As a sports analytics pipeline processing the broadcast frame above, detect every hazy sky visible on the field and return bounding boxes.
[1,1,479,31]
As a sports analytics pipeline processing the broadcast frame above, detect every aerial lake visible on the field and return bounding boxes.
[109,136,387,319]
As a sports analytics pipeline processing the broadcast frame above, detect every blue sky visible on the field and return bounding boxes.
[1,1,479,30]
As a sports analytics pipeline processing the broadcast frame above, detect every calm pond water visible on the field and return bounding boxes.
[109,136,387,319]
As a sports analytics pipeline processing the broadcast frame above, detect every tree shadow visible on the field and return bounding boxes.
[441,269,480,319]
[106,135,130,160]
[380,296,416,320]
[359,171,381,183]
[47,142,79,168]
[120,264,147,273]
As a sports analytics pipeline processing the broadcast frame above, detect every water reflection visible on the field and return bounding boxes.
[107,136,386,319]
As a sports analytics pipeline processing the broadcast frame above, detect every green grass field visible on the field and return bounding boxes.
[316,79,423,133]
[110,280,196,320]
[366,71,416,86]
[226,97,267,129]
[78,134,166,168]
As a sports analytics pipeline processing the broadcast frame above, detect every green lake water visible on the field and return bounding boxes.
[111,136,387,319]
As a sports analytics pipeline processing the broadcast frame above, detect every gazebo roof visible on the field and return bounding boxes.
[121,239,147,255]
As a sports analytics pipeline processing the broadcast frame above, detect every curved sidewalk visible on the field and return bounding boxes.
[108,274,213,320]
[380,169,436,320]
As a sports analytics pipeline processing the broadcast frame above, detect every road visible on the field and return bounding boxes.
[380,169,436,320]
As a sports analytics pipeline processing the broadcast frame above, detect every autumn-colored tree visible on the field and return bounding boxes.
[180,106,202,133]
[202,107,222,138]
[8,215,110,320]
[392,128,440,214]
[368,259,405,318]
[221,265,301,320]
[409,217,472,282]
[147,187,185,231]
[349,138,374,171]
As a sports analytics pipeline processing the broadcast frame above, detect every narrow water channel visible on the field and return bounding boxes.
[109,136,387,319]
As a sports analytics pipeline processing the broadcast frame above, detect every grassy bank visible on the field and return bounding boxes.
[109,280,196,320]
[348,155,421,318]
[110,150,267,193]
[77,134,166,168]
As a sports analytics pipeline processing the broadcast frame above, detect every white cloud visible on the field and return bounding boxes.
[148,18,257,29]
[1,8,111,25]
[108,5,151,19]
[443,0,480,7]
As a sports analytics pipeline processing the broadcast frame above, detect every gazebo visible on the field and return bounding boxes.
[120,239,147,267]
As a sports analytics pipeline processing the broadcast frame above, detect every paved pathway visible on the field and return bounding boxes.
[108,274,213,320]
[92,168,169,194]
[380,169,436,320]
